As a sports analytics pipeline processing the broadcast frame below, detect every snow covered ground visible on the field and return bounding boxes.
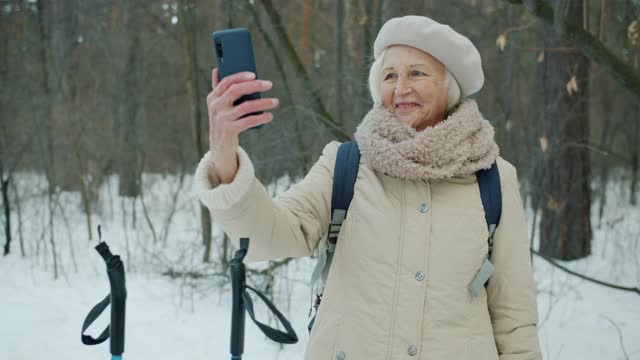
[1,171,639,359]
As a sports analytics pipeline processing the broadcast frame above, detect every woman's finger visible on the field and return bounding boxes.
[211,68,219,90]
[232,112,274,132]
[220,80,272,106]
[232,98,279,120]
[213,71,256,97]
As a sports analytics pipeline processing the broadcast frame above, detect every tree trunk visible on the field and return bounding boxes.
[115,1,141,198]
[35,0,59,195]
[47,190,59,279]
[381,0,397,21]
[0,39,10,256]
[595,76,621,226]
[629,50,640,205]
[359,0,376,118]
[38,0,81,192]
[0,8,10,256]
[537,0,591,260]
[79,175,94,241]
[300,0,312,66]
[35,0,61,278]
[382,0,424,22]
[1,174,10,256]
[630,101,639,206]
[10,179,25,257]
[178,0,213,262]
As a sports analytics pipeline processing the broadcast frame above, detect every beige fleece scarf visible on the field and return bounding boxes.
[353,100,499,181]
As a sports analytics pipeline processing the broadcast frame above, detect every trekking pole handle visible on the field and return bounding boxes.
[229,238,249,359]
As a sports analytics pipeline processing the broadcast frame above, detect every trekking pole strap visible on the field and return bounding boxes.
[230,237,298,354]
[81,294,111,345]
[243,285,298,344]
[81,236,127,357]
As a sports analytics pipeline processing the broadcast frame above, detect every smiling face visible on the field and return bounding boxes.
[380,45,449,131]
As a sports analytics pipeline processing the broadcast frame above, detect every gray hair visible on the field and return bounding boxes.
[367,48,461,110]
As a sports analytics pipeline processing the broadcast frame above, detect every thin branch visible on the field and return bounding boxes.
[162,268,228,279]
[502,19,537,35]
[532,249,640,295]
[162,257,295,279]
[560,141,629,162]
[160,169,187,245]
[601,315,630,360]
[139,185,159,244]
[253,258,295,275]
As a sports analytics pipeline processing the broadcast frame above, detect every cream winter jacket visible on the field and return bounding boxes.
[194,100,542,360]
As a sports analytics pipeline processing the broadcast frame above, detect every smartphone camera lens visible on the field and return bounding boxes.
[215,38,223,58]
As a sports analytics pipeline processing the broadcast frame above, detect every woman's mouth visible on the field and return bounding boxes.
[395,102,421,113]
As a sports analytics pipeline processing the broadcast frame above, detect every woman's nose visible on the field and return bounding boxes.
[394,78,413,96]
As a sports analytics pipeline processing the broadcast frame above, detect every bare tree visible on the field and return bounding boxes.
[1,160,10,256]
[35,0,68,278]
[114,0,142,198]
[178,0,213,263]
[0,9,11,255]
[536,0,591,260]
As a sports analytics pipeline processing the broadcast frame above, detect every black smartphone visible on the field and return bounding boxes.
[212,28,264,130]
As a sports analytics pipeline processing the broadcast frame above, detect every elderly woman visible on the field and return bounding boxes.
[195,15,541,360]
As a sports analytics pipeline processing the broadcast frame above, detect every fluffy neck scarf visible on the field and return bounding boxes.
[353,100,499,181]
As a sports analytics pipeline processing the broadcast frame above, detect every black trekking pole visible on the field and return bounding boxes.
[229,238,299,360]
[81,225,127,360]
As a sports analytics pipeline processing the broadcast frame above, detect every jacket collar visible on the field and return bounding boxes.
[353,100,499,182]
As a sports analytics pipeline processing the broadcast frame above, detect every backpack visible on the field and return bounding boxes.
[308,141,502,333]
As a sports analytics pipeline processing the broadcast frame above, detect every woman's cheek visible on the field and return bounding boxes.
[380,83,391,100]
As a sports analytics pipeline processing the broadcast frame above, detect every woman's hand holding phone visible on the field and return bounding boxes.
[206,67,279,183]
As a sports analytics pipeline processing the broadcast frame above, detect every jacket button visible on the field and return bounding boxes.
[336,351,346,360]
[415,271,425,281]
[408,345,418,356]
[419,203,429,213]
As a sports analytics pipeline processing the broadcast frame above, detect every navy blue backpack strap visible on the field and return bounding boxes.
[309,141,361,334]
[327,141,361,245]
[469,160,501,297]
[476,160,502,257]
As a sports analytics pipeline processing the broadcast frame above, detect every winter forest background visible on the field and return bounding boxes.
[1,0,640,359]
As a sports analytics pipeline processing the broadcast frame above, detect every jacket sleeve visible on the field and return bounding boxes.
[487,159,542,360]
[192,141,340,263]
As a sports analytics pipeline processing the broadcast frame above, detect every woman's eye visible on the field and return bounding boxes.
[411,70,426,76]
[384,73,397,80]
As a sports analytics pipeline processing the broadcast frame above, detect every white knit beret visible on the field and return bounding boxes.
[373,15,484,98]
